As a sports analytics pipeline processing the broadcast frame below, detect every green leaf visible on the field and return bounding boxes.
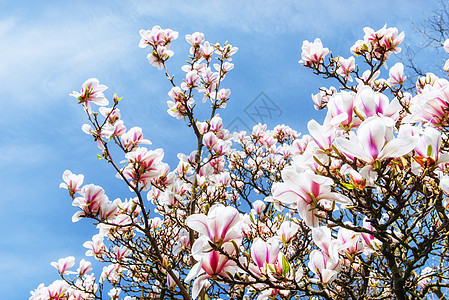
[427,144,433,157]
[341,182,355,190]
[249,213,255,223]
[97,154,102,160]
[281,254,290,277]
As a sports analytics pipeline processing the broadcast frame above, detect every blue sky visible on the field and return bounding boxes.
[0,0,443,298]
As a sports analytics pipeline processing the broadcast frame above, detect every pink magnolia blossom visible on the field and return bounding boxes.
[311,86,337,110]
[299,38,329,70]
[312,226,336,258]
[203,132,219,150]
[387,62,406,85]
[334,116,417,164]
[214,43,238,60]
[336,56,355,81]
[99,107,121,123]
[414,126,449,166]
[277,220,299,243]
[181,70,201,90]
[70,78,108,110]
[100,264,122,284]
[251,200,266,215]
[185,243,237,299]
[173,228,190,255]
[417,267,434,289]
[108,288,121,299]
[47,280,70,299]
[100,120,126,138]
[50,256,76,275]
[335,227,364,256]
[355,86,401,120]
[186,203,241,244]
[167,98,194,119]
[83,234,105,257]
[308,250,341,284]
[72,184,110,221]
[273,169,351,227]
[408,78,449,125]
[201,41,214,62]
[77,259,92,276]
[361,217,382,252]
[185,32,205,48]
[249,238,280,277]
[147,45,174,70]
[121,127,152,151]
[307,119,334,151]
[216,61,234,74]
[125,147,164,174]
[113,245,132,262]
[325,91,357,128]
[139,26,178,49]
[167,270,179,290]
[351,26,404,60]
[59,170,84,196]
[150,216,162,229]
[210,88,231,104]
[123,147,164,191]
[210,115,224,133]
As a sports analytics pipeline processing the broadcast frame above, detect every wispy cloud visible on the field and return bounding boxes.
[0,6,138,107]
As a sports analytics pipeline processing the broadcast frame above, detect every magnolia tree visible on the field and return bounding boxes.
[30,25,449,300]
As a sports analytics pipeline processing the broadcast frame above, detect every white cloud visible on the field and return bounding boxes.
[0,16,16,37]
[129,0,428,36]
[0,144,53,167]
[0,8,138,107]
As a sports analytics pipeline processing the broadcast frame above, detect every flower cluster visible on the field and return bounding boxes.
[32,25,449,300]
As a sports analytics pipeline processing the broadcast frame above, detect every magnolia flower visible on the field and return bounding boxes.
[173,228,190,255]
[251,200,266,215]
[214,43,238,60]
[325,91,357,128]
[417,267,434,289]
[83,234,105,257]
[50,256,76,275]
[70,78,108,110]
[351,25,404,59]
[186,32,205,47]
[203,132,219,150]
[387,62,406,85]
[77,259,92,276]
[307,119,334,151]
[59,170,84,196]
[185,243,237,299]
[335,227,364,256]
[272,169,351,227]
[147,46,174,69]
[249,238,280,277]
[299,38,329,70]
[336,56,355,81]
[167,270,179,290]
[361,217,382,252]
[414,126,449,167]
[277,221,299,243]
[186,203,241,244]
[139,26,178,49]
[312,226,336,258]
[334,116,417,164]
[308,250,341,284]
[355,86,401,120]
[121,127,152,151]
